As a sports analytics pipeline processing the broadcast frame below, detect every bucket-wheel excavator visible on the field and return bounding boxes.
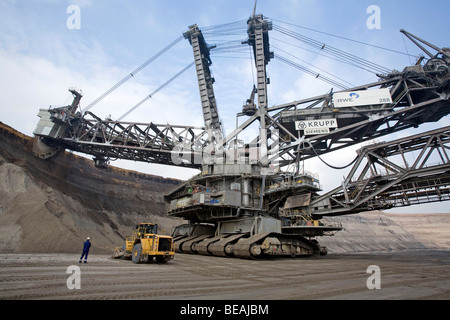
[32,13,450,259]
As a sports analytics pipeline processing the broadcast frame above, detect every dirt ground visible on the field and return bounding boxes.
[0,250,449,301]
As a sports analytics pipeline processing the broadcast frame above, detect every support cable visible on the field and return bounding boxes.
[81,35,184,114]
[269,18,416,58]
[273,25,391,75]
[273,45,355,88]
[275,25,390,74]
[272,37,379,74]
[275,54,350,90]
[117,62,195,121]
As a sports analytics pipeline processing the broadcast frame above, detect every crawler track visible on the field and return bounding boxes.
[174,232,325,259]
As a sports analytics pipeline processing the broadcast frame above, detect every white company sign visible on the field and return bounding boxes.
[333,89,392,108]
[295,119,338,135]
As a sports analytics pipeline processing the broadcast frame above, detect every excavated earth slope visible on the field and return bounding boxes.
[0,122,449,255]
[321,212,450,253]
[0,122,182,254]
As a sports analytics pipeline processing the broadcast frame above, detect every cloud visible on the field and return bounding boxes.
[0,49,81,133]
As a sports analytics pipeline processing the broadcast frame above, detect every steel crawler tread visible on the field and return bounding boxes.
[175,235,201,253]
[195,235,225,255]
[208,233,247,257]
[233,232,272,259]
[182,235,212,253]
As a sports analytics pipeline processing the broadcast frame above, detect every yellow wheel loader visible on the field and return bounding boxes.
[113,223,175,264]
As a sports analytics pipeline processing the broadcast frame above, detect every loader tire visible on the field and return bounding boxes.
[132,243,143,264]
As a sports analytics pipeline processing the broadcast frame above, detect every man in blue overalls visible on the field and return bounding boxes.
[79,237,91,263]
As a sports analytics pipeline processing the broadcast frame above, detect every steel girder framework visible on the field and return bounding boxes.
[270,69,450,167]
[59,111,207,169]
[308,126,450,217]
[38,65,450,172]
[34,21,450,178]
[184,24,222,138]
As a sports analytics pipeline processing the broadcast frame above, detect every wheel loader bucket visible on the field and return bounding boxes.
[112,246,124,259]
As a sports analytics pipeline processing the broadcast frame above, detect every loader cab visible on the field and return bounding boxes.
[136,223,158,237]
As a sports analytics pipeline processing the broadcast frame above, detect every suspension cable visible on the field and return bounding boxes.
[274,24,391,74]
[273,45,355,88]
[116,62,195,121]
[272,37,380,74]
[273,24,391,75]
[276,54,349,90]
[269,17,416,58]
[81,35,184,114]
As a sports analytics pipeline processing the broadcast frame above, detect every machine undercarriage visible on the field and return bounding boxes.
[167,164,340,258]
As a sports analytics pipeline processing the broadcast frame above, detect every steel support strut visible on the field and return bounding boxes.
[309,126,450,217]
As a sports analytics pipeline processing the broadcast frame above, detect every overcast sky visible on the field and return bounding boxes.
[1,0,450,213]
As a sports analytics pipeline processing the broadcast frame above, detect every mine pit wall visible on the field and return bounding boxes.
[321,212,450,253]
[0,122,182,254]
